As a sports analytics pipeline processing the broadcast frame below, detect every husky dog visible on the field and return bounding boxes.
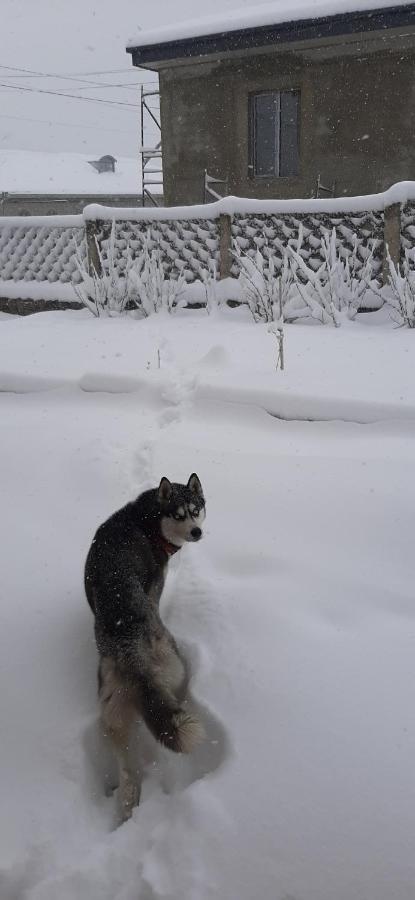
[84,473,206,820]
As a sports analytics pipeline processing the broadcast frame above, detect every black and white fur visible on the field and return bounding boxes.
[84,473,206,821]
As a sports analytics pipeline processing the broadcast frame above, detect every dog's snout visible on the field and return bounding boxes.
[191,527,202,541]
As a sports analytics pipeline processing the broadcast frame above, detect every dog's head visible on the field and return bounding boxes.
[158,473,206,548]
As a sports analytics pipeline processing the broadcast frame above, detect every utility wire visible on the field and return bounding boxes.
[71,81,150,92]
[0,63,141,91]
[0,82,140,110]
[65,69,158,79]
[0,111,137,134]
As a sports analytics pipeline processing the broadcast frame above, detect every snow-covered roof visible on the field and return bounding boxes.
[0,150,141,195]
[127,1,415,50]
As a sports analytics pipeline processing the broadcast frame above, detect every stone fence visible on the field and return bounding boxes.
[0,183,414,313]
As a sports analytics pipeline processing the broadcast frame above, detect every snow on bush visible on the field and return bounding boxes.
[289,227,381,325]
[233,242,294,324]
[201,260,219,315]
[74,220,381,325]
[235,226,381,327]
[128,238,186,316]
[385,249,415,328]
[75,224,186,317]
[341,234,381,314]
[74,223,130,316]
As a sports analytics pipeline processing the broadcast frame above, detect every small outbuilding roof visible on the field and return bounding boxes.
[127,1,415,67]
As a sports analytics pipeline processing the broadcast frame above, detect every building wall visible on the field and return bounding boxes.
[159,46,415,205]
[160,60,235,207]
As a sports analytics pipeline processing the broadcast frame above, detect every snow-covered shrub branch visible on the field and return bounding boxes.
[234,226,381,327]
[385,249,415,327]
[201,260,219,315]
[128,239,186,316]
[233,242,294,324]
[289,228,381,325]
[75,224,186,317]
[74,222,130,316]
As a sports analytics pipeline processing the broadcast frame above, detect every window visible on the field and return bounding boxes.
[249,90,300,178]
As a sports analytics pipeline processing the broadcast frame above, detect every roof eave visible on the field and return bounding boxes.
[126,3,415,68]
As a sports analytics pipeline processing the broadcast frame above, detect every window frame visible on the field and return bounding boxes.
[248,88,301,180]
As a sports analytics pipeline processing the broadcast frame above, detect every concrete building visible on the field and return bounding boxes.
[127,2,415,205]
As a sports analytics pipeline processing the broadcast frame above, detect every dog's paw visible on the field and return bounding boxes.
[118,769,141,823]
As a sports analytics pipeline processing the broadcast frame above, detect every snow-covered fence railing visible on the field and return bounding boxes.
[0,214,85,285]
[83,182,415,289]
[1,182,415,313]
[230,210,384,281]
[86,215,220,284]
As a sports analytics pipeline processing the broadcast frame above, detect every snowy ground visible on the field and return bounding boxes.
[1,306,415,900]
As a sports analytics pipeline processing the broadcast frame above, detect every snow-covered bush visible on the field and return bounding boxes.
[201,260,219,315]
[289,228,381,325]
[267,317,285,371]
[288,231,340,326]
[75,225,186,317]
[75,222,130,317]
[385,249,415,327]
[234,226,381,328]
[233,242,294,324]
[128,239,186,316]
[341,234,381,315]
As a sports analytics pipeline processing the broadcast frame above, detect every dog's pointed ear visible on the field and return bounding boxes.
[158,477,172,502]
[187,473,204,499]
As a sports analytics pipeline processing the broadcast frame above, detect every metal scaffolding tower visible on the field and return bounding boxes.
[140,84,163,207]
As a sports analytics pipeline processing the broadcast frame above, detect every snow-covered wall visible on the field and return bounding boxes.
[0,219,85,286]
[0,183,414,303]
[97,218,220,282]
[231,210,384,279]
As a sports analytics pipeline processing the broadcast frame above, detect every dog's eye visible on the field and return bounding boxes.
[172,512,186,521]
[189,504,204,518]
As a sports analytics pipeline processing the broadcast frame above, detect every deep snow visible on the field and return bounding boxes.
[1,307,415,900]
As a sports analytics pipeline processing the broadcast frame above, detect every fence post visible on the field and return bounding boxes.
[383,202,401,284]
[219,213,232,280]
[85,219,102,277]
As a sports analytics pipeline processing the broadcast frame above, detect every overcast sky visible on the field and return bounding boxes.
[0,0,256,158]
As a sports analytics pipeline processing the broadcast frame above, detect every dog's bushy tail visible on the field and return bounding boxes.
[139,679,204,753]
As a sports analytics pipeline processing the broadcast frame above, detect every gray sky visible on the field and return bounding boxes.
[0,0,254,158]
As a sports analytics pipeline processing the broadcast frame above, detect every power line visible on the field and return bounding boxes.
[0,61,158,81]
[0,111,137,134]
[0,63,139,91]
[72,82,147,92]
[0,75,144,92]
[66,69,158,78]
[0,82,140,110]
